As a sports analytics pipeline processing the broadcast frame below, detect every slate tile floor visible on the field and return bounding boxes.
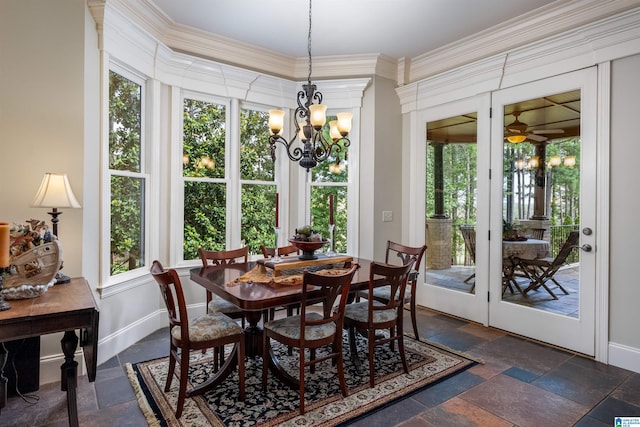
[2,307,639,426]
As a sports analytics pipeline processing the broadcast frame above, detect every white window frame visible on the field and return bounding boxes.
[101,61,152,289]
[173,89,232,266]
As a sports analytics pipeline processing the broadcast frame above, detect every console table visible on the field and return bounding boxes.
[0,277,99,427]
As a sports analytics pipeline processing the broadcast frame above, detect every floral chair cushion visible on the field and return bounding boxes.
[265,312,336,341]
[171,312,242,342]
[344,300,397,324]
[370,287,411,304]
[208,295,244,314]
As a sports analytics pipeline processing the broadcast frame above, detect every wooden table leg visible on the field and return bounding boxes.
[243,311,264,358]
[60,330,79,427]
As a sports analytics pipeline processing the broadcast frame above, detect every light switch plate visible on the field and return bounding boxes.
[382,210,393,222]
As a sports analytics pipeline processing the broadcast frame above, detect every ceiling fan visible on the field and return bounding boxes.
[505,111,564,143]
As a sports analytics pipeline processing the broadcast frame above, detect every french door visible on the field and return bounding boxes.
[489,69,596,356]
[416,68,597,356]
[416,95,491,325]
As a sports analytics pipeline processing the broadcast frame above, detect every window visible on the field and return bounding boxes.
[182,97,227,260]
[240,107,277,255]
[108,70,147,276]
[310,116,349,253]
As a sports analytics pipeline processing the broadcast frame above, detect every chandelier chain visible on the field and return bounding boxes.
[307,0,313,84]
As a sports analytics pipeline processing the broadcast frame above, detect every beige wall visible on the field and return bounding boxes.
[0,0,85,278]
[610,53,640,350]
[0,0,91,368]
[358,76,404,262]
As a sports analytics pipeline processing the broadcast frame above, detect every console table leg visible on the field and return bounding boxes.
[0,342,8,414]
[60,330,79,427]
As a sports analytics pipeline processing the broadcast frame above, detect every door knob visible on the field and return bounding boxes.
[580,244,592,252]
[582,227,593,236]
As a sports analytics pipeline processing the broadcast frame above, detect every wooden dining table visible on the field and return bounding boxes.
[189,256,382,387]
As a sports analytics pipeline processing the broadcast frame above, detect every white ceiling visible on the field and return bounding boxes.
[150,0,558,59]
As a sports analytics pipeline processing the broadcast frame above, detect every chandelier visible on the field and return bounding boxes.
[267,0,352,171]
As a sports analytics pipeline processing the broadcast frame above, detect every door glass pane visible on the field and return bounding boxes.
[424,112,478,294]
[501,90,581,317]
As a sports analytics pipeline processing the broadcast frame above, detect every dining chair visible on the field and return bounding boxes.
[502,256,526,296]
[459,225,477,291]
[262,264,359,414]
[198,246,248,325]
[260,244,301,320]
[515,230,579,299]
[198,246,249,367]
[529,228,546,240]
[259,244,300,259]
[150,260,245,418]
[356,240,426,340]
[345,260,414,388]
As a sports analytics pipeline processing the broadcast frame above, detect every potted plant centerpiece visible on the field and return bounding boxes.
[289,225,328,260]
[502,220,527,241]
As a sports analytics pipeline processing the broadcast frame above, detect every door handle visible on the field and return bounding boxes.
[580,244,593,252]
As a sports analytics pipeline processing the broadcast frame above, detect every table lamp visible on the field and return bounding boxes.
[31,173,81,284]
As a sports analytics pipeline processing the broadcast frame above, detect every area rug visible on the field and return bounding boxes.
[126,332,476,426]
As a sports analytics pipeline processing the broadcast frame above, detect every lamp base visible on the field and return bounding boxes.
[55,272,71,285]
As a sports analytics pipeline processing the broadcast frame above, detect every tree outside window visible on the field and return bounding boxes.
[182,98,227,260]
[108,70,146,275]
[240,108,276,255]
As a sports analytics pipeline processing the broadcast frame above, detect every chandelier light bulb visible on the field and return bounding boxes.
[268,109,285,134]
[298,124,307,141]
[336,112,352,135]
[309,104,327,128]
[329,120,341,141]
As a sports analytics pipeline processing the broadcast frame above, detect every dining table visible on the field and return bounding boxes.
[502,238,551,260]
[189,255,383,387]
[502,238,551,295]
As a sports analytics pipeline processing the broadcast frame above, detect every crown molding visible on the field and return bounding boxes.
[408,0,640,83]
[94,0,383,80]
[397,4,640,112]
[94,0,640,86]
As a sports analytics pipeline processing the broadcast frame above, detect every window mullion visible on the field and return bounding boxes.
[228,98,241,249]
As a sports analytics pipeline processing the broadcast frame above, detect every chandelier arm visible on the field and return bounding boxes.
[268,135,305,162]
[310,133,351,163]
[296,89,310,120]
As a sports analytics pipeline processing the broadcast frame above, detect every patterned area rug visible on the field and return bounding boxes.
[126,332,475,426]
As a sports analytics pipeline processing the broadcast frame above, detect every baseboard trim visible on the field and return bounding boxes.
[608,341,640,374]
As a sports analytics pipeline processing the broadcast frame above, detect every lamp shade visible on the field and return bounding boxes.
[268,109,285,134]
[31,173,81,209]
